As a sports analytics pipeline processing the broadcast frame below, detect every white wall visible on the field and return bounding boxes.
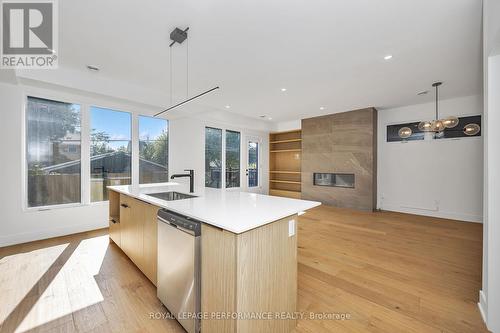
[482,52,500,333]
[480,1,500,330]
[0,82,109,247]
[377,95,483,222]
[169,115,270,194]
[0,80,271,247]
[274,119,301,132]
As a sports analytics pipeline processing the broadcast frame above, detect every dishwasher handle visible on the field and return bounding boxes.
[157,216,196,235]
[157,209,201,236]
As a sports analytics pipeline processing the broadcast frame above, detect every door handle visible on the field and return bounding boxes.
[120,203,129,208]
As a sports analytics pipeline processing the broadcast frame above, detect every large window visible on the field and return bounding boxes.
[139,116,169,184]
[225,130,240,188]
[90,107,131,202]
[205,127,222,188]
[26,97,81,207]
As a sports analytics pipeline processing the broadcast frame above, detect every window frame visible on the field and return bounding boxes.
[23,94,86,211]
[26,96,84,209]
[225,129,241,189]
[138,115,169,185]
[204,126,224,189]
[22,88,168,211]
[89,105,133,203]
[204,126,244,190]
[245,137,262,189]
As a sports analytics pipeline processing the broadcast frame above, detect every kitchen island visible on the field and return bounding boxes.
[107,183,320,333]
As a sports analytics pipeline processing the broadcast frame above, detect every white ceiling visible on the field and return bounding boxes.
[57,0,482,122]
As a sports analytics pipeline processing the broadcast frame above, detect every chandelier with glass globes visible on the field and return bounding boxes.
[398,82,481,139]
[417,82,459,133]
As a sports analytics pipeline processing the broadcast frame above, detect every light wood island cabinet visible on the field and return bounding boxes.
[201,217,297,333]
[109,190,159,286]
[109,189,299,332]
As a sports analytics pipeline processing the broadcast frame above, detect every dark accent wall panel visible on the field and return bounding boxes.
[301,108,377,211]
[386,115,482,142]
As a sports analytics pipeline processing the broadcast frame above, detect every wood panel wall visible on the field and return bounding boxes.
[301,108,377,211]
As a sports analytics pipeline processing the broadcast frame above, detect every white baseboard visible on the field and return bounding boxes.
[379,203,483,223]
[0,221,108,248]
[478,290,487,325]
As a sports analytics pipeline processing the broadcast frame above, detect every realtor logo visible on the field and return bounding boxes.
[1,0,58,68]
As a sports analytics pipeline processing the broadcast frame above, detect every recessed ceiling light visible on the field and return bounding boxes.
[225,105,231,109]
[383,55,393,60]
[319,106,325,110]
[417,90,429,96]
[268,117,273,120]
[280,88,287,92]
[86,65,100,72]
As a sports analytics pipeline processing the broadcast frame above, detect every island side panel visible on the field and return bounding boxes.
[201,224,237,333]
[108,189,121,246]
[236,214,298,333]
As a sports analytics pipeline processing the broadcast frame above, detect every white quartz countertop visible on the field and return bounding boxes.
[107,183,321,234]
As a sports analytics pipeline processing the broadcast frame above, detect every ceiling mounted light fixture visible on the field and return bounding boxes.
[463,123,480,136]
[155,27,219,117]
[398,127,412,139]
[417,82,459,133]
[384,54,393,60]
[86,65,100,72]
[280,88,287,92]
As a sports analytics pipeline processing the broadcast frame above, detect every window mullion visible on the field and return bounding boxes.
[81,103,91,204]
[131,115,139,187]
[222,129,226,189]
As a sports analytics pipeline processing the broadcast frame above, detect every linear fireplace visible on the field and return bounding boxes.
[313,173,355,188]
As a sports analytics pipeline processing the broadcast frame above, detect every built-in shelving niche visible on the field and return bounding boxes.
[109,190,120,223]
[269,130,302,199]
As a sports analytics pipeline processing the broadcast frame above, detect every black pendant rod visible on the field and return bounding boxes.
[154,86,220,117]
[433,82,442,120]
[435,84,438,120]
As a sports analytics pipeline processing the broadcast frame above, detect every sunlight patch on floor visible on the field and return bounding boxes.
[1,235,110,333]
[65,235,110,276]
[0,243,69,325]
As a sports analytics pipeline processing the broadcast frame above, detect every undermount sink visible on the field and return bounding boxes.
[146,191,196,201]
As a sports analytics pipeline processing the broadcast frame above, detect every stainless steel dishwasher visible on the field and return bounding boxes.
[157,209,201,333]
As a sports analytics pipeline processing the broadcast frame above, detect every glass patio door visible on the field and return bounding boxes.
[244,137,261,193]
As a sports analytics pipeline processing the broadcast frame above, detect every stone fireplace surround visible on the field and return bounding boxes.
[301,108,377,211]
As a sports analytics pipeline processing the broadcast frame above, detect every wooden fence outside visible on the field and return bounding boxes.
[28,173,131,207]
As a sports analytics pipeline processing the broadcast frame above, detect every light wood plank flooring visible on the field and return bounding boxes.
[296,206,487,333]
[0,206,487,333]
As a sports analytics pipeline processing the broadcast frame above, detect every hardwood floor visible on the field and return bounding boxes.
[0,206,487,333]
[0,229,184,333]
[296,206,487,333]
